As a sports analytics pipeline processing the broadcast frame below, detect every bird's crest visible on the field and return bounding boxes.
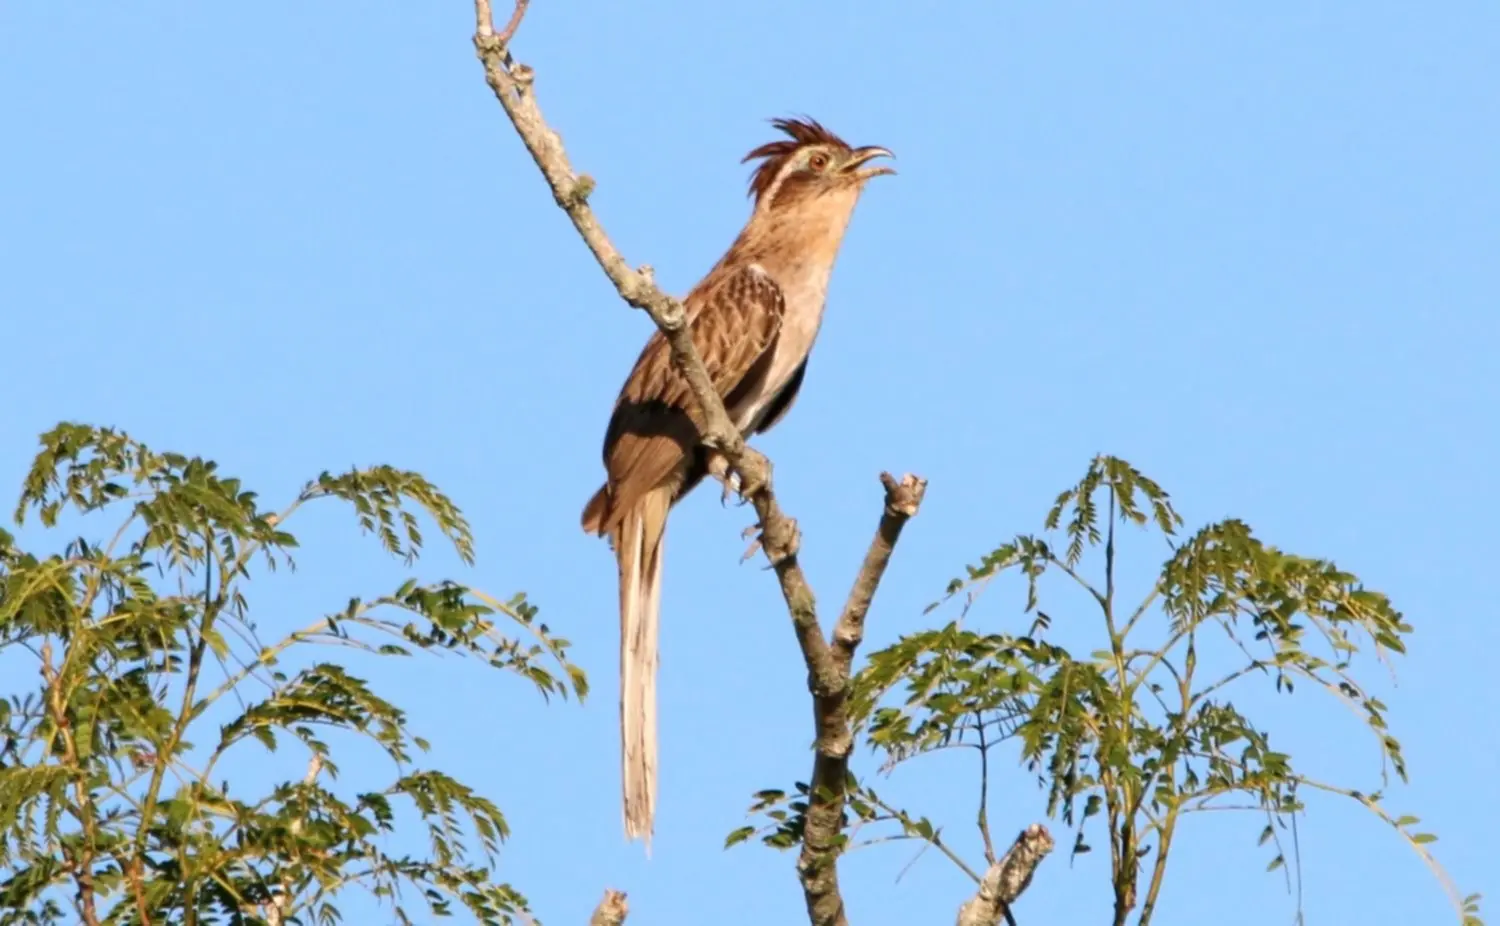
[742,117,851,204]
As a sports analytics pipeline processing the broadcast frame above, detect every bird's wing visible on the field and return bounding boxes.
[747,355,808,435]
[599,265,787,522]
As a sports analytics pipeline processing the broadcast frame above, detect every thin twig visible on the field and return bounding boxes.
[955,825,1055,926]
[495,0,529,44]
[976,716,997,866]
[861,791,984,883]
[1042,553,1106,608]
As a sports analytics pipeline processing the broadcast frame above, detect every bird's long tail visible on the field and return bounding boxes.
[615,487,670,848]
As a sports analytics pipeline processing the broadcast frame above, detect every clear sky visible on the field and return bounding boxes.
[2,2,1496,924]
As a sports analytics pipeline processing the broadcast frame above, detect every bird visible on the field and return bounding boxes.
[580,116,894,847]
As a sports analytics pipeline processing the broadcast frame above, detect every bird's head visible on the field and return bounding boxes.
[742,117,894,213]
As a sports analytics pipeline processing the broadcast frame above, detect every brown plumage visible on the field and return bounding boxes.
[581,116,894,848]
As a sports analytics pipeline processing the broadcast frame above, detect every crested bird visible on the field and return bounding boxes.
[581,117,894,847]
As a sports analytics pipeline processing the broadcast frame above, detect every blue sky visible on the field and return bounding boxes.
[3,2,1496,924]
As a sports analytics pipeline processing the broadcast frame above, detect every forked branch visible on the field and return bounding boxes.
[798,474,928,926]
[471,3,928,924]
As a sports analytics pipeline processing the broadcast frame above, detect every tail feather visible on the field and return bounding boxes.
[582,485,609,536]
[617,487,670,849]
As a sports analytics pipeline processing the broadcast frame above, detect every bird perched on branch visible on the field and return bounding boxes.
[581,117,894,847]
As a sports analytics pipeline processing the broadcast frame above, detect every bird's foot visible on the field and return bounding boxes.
[728,447,771,501]
[739,516,800,567]
[707,448,764,507]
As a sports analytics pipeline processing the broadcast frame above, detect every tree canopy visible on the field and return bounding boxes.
[0,427,1480,924]
[0,423,583,924]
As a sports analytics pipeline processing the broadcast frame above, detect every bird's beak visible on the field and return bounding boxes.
[843,145,895,181]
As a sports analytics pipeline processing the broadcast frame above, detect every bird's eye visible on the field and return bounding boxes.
[808,152,830,172]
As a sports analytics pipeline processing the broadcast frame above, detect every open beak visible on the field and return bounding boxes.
[843,145,895,181]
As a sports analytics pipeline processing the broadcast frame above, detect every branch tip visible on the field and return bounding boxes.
[880,471,927,518]
[589,889,628,926]
[956,824,1055,926]
[497,0,531,45]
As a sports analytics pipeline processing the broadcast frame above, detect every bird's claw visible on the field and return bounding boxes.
[740,523,763,564]
[707,450,758,508]
[719,470,742,508]
[739,517,799,567]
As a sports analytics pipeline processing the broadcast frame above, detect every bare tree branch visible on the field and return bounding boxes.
[956,825,1055,926]
[798,474,928,926]
[589,889,628,926]
[471,1,746,465]
[471,5,927,925]
[830,473,927,673]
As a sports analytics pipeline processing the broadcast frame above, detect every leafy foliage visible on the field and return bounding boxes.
[732,454,1481,926]
[0,423,584,925]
